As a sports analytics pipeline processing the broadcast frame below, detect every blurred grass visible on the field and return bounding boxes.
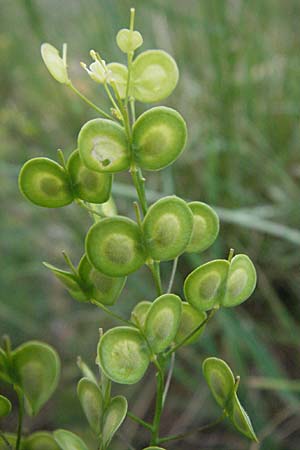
[1,0,300,449]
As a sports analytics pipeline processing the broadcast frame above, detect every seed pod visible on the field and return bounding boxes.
[12,341,60,416]
[107,63,128,99]
[130,301,151,327]
[223,254,257,308]
[144,294,182,354]
[78,119,130,173]
[132,50,178,103]
[78,255,126,305]
[67,150,112,204]
[77,377,103,434]
[132,107,187,171]
[86,216,146,277]
[0,434,17,450]
[143,196,193,261]
[117,28,143,53]
[142,448,166,450]
[186,202,219,253]
[102,395,128,447]
[25,432,60,450]
[41,43,69,84]
[184,260,230,312]
[229,393,258,441]
[98,327,150,384]
[174,302,207,346]
[19,158,73,208]
[43,262,88,302]
[202,357,235,409]
[0,394,11,418]
[53,430,89,450]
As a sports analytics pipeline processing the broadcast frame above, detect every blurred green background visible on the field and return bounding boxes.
[1,0,300,448]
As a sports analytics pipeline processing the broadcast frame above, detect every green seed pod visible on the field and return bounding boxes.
[19,158,73,208]
[202,357,235,409]
[132,107,187,171]
[78,119,130,173]
[102,395,128,447]
[86,217,146,277]
[41,43,69,85]
[12,341,60,416]
[107,63,128,99]
[24,432,60,450]
[143,196,194,261]
[0,394,11,418]
[229,393,258,441]
[117,28,143,53]
[174,302,207,346]
[0,434,17,450]
[98,327,150,384]
[130,301,151,327]
[184,260,230,312]
[142,448,166,450]
[77,357,98,385]
[78,255,126,305]
[144,294,182,354]
[53,430,89,450]
[223,254,257,308]
[132,50,178,103]
[67,150,112,204]
[77,377,103,434]
[43,262,88,302]
[186,202,220,253]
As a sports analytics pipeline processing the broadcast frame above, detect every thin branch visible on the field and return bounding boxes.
[162,352,175,405]
[167,257,178,293]
[127,411,153,431]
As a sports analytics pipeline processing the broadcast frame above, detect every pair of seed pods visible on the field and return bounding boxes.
[86,196,219,278]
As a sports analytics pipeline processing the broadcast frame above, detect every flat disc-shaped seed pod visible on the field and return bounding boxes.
[143,196,193,261]
[184,260,230,312]
[229,393,258,441]
[53,430,89,450]
[174,302,207,346]
[223,254,257,308]
[86,217,146,277]
[107,63,128,99]
[0,394,11,418]
[143,448,166,450]
[132,107,187,171]
[43,262,88,302]
[98,327,150,384]
[144,294,182,354]
[131,301,152,327]
[78,255,126,305]
[186,202,219,253]
[12,341,60,416]
[67,150,112,204]
[102,395,128,447]
[202,357,235,409]
[117,29,143,53]
[25,432,60,450]
[78,119,130,173]
[77,377,103,434]
[19,158,73,208]
[132,50,179,103]
[41,43,69,84]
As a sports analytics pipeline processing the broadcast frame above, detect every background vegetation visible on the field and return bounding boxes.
[1,0,300,448]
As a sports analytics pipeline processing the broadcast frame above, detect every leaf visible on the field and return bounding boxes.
[102,395,128,447]
[77,378,103,434]
[0,394,11,418]
[54,430,89,450]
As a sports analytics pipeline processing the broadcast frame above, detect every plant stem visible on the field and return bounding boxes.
[130,165,148,215]
[91,300,133,327]
[167,257,178,293]
[150,367,165,445]
[148,261,163,296]
[127,411,153,430]
[69,83,113,119]
[162,352,175,405]
[158,413,226,444]
[15,388,24,450]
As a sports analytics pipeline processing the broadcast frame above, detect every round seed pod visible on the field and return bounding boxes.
[186,202,219,253]
[98,327,150,384]
[86,217,146,277]
[67,150,112,204]
[0,395,11,418]
[77,378,103,434]
[184,260,230,312]
[174,303,207,346]
[229,393,258,442]
[102,395,128,447]
[223,254,257,308]
[117,29,143,53]
[144,294,182,354]
[41,43,69,85]
[202,357,235,409]
[131,301,151,327]
[78,119,130,173]
[143,196,194,261]
[78,255,126,305]
[107,63,128,99]
[143,448,166,450]
[132,107,187,171]
[19,158,73,208]
[25,432,60,450]
[53,430,88,450]
[132,50,178,103]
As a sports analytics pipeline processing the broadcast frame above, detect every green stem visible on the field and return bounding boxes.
[76,199,105,219]
[130,165,148,215]
[167,257,178,293]
[69,83,112,119]
[148,261,163,296]
[127,411,153,431]
[150,367,165,445]
[15,388,24,450]
[162,352,175,405]
[91,300,133,327]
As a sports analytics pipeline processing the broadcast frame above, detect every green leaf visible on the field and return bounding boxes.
[116,28,143,53]
[228,393,258,442]
[130,301,151,327]
[98,327,150,385]
[41,43,69,84]
[132,107,187,171]
[77,378,103,434]
[202,357,235,409]
[144,294,182,354]
[102,395,128,447]
[0,394,11,418]
[54,430,89,450]
[174,302,207,345]
[12,341,60,416]
[223,254,257,308]
[186,202,220,253]
[24,432,60,450]
[19,158,73,208]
